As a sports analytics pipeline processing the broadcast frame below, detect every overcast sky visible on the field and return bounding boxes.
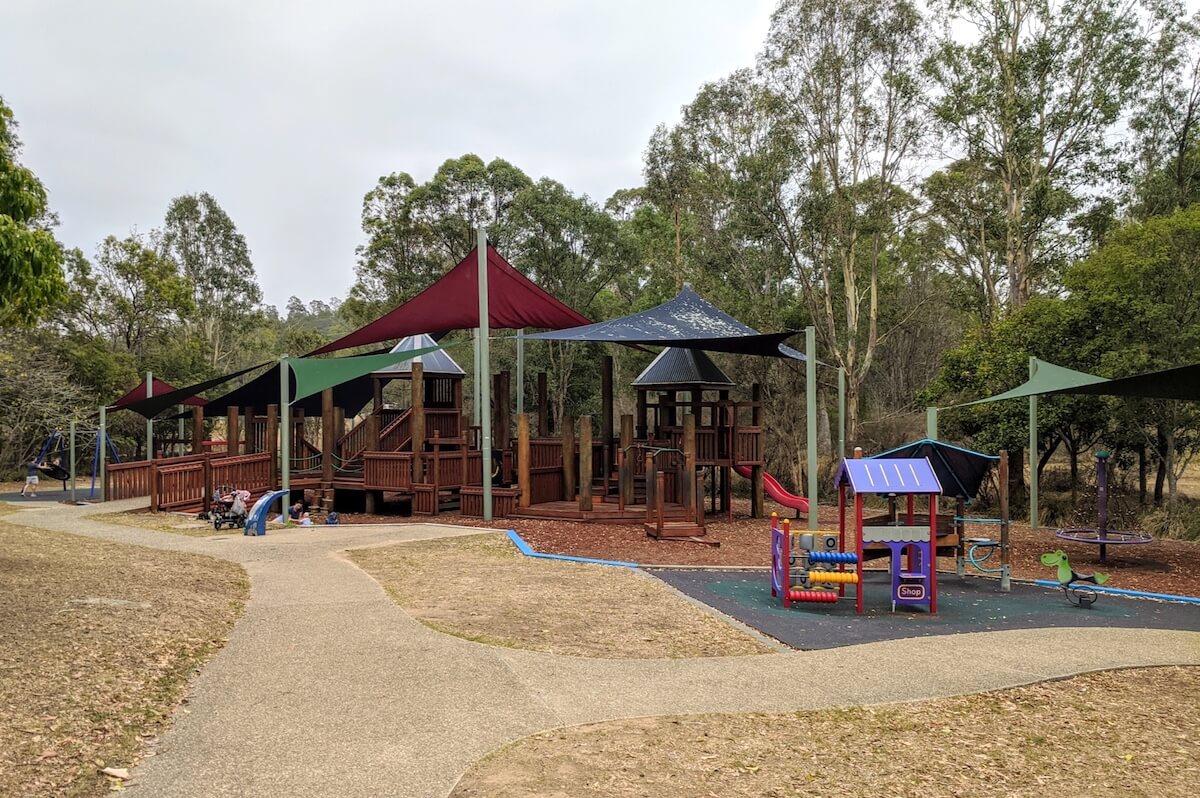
[1,1,774,310]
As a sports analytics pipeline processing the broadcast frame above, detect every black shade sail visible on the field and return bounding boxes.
[527,285,803,359]
[115,362,272,419]
[870,439,998,501]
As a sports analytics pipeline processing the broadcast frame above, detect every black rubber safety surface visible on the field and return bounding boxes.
[650,568,1200,650]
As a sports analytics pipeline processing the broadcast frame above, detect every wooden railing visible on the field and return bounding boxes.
[291,437,323,473]
[526,438,564,504]
[735,426,763,464]
[210,452,273,493]
[154,460,205,510]
[363,452,412,491]
[106,460,155,500]
[426,409,461,441]
[380,409,412,451]
[339,408,409,459]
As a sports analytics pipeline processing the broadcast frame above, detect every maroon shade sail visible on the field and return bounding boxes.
[311,245,591,355]
[109,378,207,414]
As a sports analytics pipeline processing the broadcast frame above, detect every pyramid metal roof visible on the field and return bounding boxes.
[373,334,465,377]
[633,347,735,389]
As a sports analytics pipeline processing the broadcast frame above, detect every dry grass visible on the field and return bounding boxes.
[93,509,219,538]
[453,666,1200,798]
[348,533,772,659]
[0,519,248,796]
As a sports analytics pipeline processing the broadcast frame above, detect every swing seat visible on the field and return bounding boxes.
[38,463,70,481]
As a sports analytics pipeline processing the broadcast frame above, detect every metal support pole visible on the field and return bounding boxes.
[1029,357,1038,529]
[478,229,493,521]
[145,371,153,460]
[69,420,76,502]
[837,366,846,459]
[926,406,938,440]
[98,405,107,501]
[806,326,818,530]
[472,330,481,428]
[280,356,290,506]
[516,328,525,415]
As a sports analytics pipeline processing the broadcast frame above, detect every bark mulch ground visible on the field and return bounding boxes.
[0,515,248,797]
[347,533,772,659]
[452,666,1200,798]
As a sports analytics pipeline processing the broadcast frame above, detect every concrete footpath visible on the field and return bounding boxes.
[8,500,1200,797]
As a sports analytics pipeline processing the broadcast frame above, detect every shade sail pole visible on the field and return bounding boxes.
[837,366,846,459]
[280,356,290,502]
[1029,356,1038,529]
[926,407,938,440]
[69,420,76,502]
[472,330,481,427]
[98,405,107,501]
[478,230,493,521]
[806,326,818,531]
[146,371,153,461]
[516,329,525,415]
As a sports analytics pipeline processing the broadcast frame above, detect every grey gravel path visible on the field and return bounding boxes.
[6,500,1199,797]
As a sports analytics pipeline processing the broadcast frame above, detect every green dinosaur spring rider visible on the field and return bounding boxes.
[1040,549,1109,608]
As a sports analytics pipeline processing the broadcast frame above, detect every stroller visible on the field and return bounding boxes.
[210,485,251,530]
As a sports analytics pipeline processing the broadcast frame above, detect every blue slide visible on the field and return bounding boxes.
[244,490,290,536]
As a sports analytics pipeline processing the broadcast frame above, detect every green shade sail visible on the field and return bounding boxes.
[288,346,441,404]
[955,358,1108,407]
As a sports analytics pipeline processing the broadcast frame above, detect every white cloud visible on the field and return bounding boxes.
[1,0,774,308]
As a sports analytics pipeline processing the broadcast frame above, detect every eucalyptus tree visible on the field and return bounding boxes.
[159,192,262,371]
[926,0,1147,310]
[754,0,931,443]
[0,96,65,325]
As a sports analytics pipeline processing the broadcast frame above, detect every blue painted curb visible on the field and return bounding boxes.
[505,529,639,569]
[1033,579,1200,606]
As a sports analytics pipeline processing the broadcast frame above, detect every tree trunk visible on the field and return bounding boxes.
[1154,425,1167,506]
[1138,444,1147,505]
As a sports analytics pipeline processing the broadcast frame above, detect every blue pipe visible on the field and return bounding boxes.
[505,530,639,569]
[1033,579,1200,606]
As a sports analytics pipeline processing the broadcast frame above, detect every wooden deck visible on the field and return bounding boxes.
[512,498,693,524]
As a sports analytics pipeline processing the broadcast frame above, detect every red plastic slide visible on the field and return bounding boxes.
[733,464,809,513]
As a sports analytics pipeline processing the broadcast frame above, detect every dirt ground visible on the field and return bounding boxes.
[347,533,772,658]
[0,514,248,797]
[452,666,1200,798]
[94,509,218,537]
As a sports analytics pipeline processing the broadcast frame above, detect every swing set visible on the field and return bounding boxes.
[30,424,121,501]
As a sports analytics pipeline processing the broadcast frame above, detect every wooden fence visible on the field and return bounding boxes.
[105,460,154,500]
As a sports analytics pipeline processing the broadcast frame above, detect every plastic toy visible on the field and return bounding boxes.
[1040,549,1109,607]
[770,515,859,607]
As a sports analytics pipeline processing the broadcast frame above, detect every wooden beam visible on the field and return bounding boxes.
[495,370,511,449]
[561,415,576,500]
[266,403,279,481]
[619,414,634,506]
[636,389,647,439]
[517,413,531,508]
[579,415,593,512]
[601,355,613,492]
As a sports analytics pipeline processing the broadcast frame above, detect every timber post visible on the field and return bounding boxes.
[266,403,279,482]
[601,355,613,495]
[999,450,1011,592]
[321,388,335,484]
[227,406,240,456]
[364,398,381,514]
[579,415,593,512]
[561,415,576,501]
[244,405,254,453]
[517,413,531,508]
[750,383,763,518]
[644,452,656,526]
[495,371,511,450]
[682,413,696,513]
[191,405,204,455]
[619,414,634,507]
[411,362,425,484]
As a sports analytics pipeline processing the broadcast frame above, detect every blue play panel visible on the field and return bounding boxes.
[649,568,1200,650]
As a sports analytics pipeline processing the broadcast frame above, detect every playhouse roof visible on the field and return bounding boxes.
[835,457,942,495]
[309,245,591,355]
[373,334,465,377]
[871,439,996,500]
[632,347,734,389]
[527,285,804,359]
[109,377,207,416]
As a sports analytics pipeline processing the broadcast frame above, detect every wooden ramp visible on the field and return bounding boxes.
[512,499,693,525]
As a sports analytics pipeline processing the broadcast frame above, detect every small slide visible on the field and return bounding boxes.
[244,489,290,536]
[733,464,809,514]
